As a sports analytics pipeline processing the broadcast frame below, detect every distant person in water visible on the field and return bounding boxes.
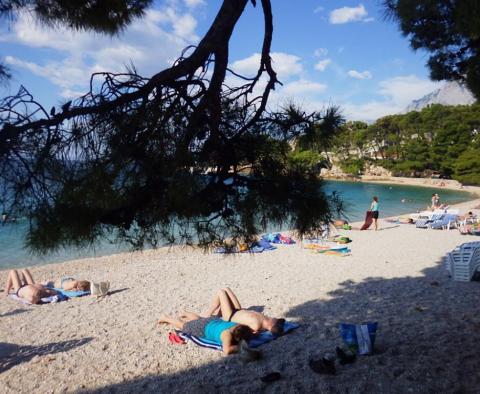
[435,193,441,209]
[200,288,285,335]
[370,196,379,231]
[4,269,58,304]
[158,313,254,355]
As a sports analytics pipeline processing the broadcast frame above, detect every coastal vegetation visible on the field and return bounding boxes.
[0,0,479,252]
[327,104,480,185]
[0,1,343,252]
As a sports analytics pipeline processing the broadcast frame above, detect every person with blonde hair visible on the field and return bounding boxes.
[45,277,91,292]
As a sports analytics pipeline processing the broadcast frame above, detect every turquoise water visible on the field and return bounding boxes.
[323,180,473,221]
[0,180,472,269]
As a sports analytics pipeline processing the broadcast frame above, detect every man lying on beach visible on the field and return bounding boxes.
[200,288,285,335]
[158,312,254,355]
[4,269,58,304]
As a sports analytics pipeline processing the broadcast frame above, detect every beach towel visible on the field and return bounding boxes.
[53,288,90,298]
[9,293,69,305]
[262,233,296,245]
[214,239,276,254]
[360,211,373,231]
[254,239,276,251]
[176,321,300,351]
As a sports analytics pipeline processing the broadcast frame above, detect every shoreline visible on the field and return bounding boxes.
[1,177,478,271]
[325,175,480,196]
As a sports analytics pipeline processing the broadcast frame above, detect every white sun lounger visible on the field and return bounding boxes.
[446,242,480,281]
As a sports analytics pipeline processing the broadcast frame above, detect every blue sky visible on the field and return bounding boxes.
[0,0,442,121]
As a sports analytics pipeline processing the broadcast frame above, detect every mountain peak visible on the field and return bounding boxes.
[404,81,476,113]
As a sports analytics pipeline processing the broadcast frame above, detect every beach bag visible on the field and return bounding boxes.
[339,322,378,355]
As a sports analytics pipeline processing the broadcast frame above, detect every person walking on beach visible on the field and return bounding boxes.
[370,196,379,231]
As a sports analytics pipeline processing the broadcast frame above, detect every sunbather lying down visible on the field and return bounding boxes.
[4,269,58,304]
[158,313,254,355]
[44,277,90,291]
[5,269,109,304]
[201,288,285,335]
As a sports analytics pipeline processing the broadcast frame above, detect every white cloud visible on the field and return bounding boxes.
[329,4,370,24]
[314,47,328,57]
[173,13,197,38]
[2,7,200,97]
[348,69,372,80]
[315,59,331,72]
[342,75,441,121]
[231,52,303,80]
[184,0,205,7]
[281,79,327,96]
[377,75,440,107]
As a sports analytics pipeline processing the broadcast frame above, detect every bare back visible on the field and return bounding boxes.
[18,284,57,304]
[230,310,263,332]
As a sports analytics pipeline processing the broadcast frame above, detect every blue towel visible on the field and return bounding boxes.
[9,292,69,305]
[255,239,277,251]
[177,321,300,351]
[53,288,90,298]
[263,233,280,243]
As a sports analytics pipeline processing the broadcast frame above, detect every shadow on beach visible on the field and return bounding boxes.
[80,259,480,394]
[0,308,30,318]
[0,337,93,373]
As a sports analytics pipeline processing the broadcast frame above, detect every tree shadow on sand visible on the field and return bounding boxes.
[81,258,480,394]
[0,337,93,373]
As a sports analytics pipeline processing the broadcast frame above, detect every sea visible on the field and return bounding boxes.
[0,180,472,270]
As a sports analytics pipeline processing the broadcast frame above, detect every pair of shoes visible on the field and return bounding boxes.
[90,281,110,297]
[239,340,262,363]
[309,356,336,375]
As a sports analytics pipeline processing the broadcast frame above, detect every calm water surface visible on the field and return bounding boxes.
[0,180,472,269]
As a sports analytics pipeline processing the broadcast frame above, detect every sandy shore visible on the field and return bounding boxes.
[1,198,480,393]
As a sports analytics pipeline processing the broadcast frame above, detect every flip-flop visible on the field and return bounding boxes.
[168,332,186,345]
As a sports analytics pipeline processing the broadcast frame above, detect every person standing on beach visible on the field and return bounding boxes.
[370,196,379,231]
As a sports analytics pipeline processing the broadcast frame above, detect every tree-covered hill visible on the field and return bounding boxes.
[330,104,480,185]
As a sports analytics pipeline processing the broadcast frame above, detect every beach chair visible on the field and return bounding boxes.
[416,213,443,229]
[446,242,480,281]
[430,214,458,230]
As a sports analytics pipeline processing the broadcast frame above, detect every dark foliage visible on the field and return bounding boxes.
[384,0,480,100]
[0,0,344,253]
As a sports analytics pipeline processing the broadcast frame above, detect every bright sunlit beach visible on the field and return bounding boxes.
[1,1,480,393]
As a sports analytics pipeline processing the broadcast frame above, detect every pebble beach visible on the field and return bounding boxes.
[1,185,480,393]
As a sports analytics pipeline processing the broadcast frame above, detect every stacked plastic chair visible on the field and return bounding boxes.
[446,242,480,281]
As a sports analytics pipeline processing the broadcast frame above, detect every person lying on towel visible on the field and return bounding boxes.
[4,269,59,304]
[201,288,285,335]
[158,313,253,355]
[43,277,91,292]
